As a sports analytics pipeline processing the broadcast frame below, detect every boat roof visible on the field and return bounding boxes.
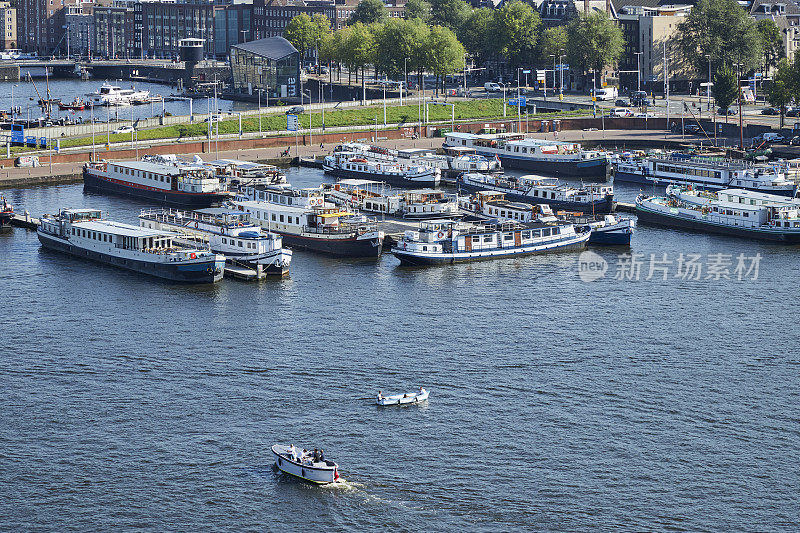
[446,131,574,147]
[338,179,385,186]
[235,199,309,213]
[76,219,174,238]
[111,160,202,175]
[719,188,800,204]
[63,208,101,215]
[208,159,274,170]
[398,148,436,155]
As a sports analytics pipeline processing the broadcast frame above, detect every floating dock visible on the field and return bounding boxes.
[224,264,266,281]
[299,157,324,169]
[10,213,39,229]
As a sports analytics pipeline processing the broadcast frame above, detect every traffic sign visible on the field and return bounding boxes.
[556,64,569,71]
[287,114,299,131]
[522,69,531,74]
[508,96,526,107]
[536,69,546,82]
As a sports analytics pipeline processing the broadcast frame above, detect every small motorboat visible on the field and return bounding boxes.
[271,444,341,484]
[376,388,429,406]
[59,98,86,111]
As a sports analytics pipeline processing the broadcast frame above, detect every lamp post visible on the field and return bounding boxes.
[516,67,522,132]
[10,84,17,123]
[558,50,565,100]
[706,54,712,113]
[320,81,325,131]
[382,82,387,126]
[403,57,409,106]
[257,88,262,135]
[547,54,554,100]
[634,51,643,92]
[501,83,507,117]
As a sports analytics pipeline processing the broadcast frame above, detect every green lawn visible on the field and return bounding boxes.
[13,100,589,155]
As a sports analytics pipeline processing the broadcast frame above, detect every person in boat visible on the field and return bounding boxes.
[418,386,426,395]
[289,444,298,462]
[312,449,320,463]
[377,391,384,401]
[319,449,325,462]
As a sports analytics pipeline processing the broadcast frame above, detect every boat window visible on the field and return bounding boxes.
[483,235,492,242]
[552,227,560,235]
[503,233,513,241]
[542,228,551,237]
[71,228,75,235]
[239,241,243,247]
[271,214,276,221]
[222,238,227,244]
[280,215,284,222]
[423,246,428,251]
[522,230,531,239]
[472,235,480,242]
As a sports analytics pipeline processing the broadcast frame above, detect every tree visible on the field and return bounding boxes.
[713,66,738,122]
[284,13,322,59]
[425,25,465,96]
[405,0,431,22]
[430,0,471,35]
[566,12,624,87]
[539,26,567,64]
[491,1,541,71]
[345,22,377,102]
[756,19,784,74]
[460,8,496,68]
[375,18,429,83]
[348,0,388,25]
[766,58,793,128]
[676,0,762,74]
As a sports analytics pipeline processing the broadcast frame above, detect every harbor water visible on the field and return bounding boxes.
[1,169,799,531]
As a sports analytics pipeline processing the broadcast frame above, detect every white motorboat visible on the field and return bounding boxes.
[89,83,150,106]
[271,444,341,484]
[376,388,429,406]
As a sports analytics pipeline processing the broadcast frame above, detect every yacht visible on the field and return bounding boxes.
[272,444,341,484]
[139,207,291,276]
[323,151,439,187]
[322,180,459,219]
[38,208,224,282]
[635,185,800,242]
[397,147,501,178]
[89,83,150,106]
[443,132,610,178]
[458,173,614,213]
[0,195,13,228]
[83,155,229,207]
[613,153,796,196]
[392,219,590,265]
[232,184,384,257]
[203,158,287,189]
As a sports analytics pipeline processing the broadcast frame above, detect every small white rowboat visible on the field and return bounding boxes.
[376,388,429,406]
[271,444,340,484]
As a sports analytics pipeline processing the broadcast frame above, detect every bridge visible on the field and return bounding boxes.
[0,59,229,83]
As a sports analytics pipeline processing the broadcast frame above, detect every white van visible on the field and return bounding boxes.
[484,82,501,92]
[592,87,618,101]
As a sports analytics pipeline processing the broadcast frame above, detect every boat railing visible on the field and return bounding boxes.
[304,221,378,235]
[656,155,751,170]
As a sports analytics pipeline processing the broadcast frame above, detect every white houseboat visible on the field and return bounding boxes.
[443,132,610,178]
[397,147,501,178]
[613,153,796,195]
[83,155,229,207]
[635,185,800,242]
[392,219,590,265]
[323,151,439,187]
[458,172,614,213]
[139,207,291,276]
[38,208,224,282]
[459,191,634,245]
[232,185,384,257]
[203,159,287,188]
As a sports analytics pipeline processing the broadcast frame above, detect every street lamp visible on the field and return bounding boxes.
[548,54,555,100]
[11,84,17,123]
[558,50,565,101]
[634,51,643,92]
[705,54,712,113]
[516,67,523,132]
[403,57,409,106]
[500,82,508,117]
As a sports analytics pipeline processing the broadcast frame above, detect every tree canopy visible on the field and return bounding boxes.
[766,58,793,127]
[426,25,466,94]
[430,0,472,35]
[566,12,624,82]
[348,0,388,25]
[374,18,430,79]
[676,0,762,74]
[284,13,331,56]
[712,66,738,112]
[404,0,431,22]
[491,1,541,70]
[756,19,784,73]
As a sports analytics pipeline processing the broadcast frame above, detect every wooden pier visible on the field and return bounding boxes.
[10,213,39,229]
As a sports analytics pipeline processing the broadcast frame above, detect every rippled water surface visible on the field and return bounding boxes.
[1,169,799,531]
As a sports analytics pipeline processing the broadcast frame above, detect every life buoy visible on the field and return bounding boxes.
[437,231,445,239]
[190,252,196,259]
[194,221,199,229]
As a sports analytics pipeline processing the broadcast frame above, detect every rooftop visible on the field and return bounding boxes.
[75,219,174,238]
[231,37,298,61]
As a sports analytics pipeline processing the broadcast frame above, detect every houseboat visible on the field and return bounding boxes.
[397,147,501,178]
[323,151,439,187]
[232,184,384,257]
[400,189,460,219]
[635,185,800,242]
[443,132,610,178]
[89,83,150,106]
[458,172,614,213]
[204,159,286,188]
[37,208,224,282]
[322,180,459,219]
[0,195,13,228]
[138,207,291,276]
[392,219,590,265]
[459,191,634,245]
[83,155,229,207]
[613,153,796,195]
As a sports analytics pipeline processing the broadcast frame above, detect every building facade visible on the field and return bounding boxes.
[18,0,82,55]
[230,35,299,99]
[0,2,16,50]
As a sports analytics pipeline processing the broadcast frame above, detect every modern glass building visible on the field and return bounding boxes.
[230,36,300,100]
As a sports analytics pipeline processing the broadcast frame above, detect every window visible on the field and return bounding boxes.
[472,235,480,242]
[271,214,276,221]
[483,235,492,242]
[279,215,284,222]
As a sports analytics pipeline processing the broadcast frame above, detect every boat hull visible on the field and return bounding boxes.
[377,391,429,406]
[457,179,614,214]
[635,204,800,243]
[38,231,224,282]
[220,250,292,276]
[323,166,438,188]
[392,233,589,265]
[614,170,796,196]
[480,153,609,179]
[83,169,229,208]
[278,231,383,257]
[0,212,12,228]
[588,228,633,245]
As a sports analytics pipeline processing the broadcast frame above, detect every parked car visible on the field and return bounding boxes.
[630,90,650,107]
[718,107,737,115]
[763,132,786,144]
[615,98,629,107]
[484,82,502,92]
[635,112,657,119]
[285,106,304,115]
[761,107,780,115]
[790,135,800,145]
[786,107,800,117]
[609,108,633,118]
[681,124,702,134]
[203,114,224,123]
[112,125,135,134]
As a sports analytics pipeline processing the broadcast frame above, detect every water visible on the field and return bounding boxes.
[0,78,259,124]
[1,169,799,531]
